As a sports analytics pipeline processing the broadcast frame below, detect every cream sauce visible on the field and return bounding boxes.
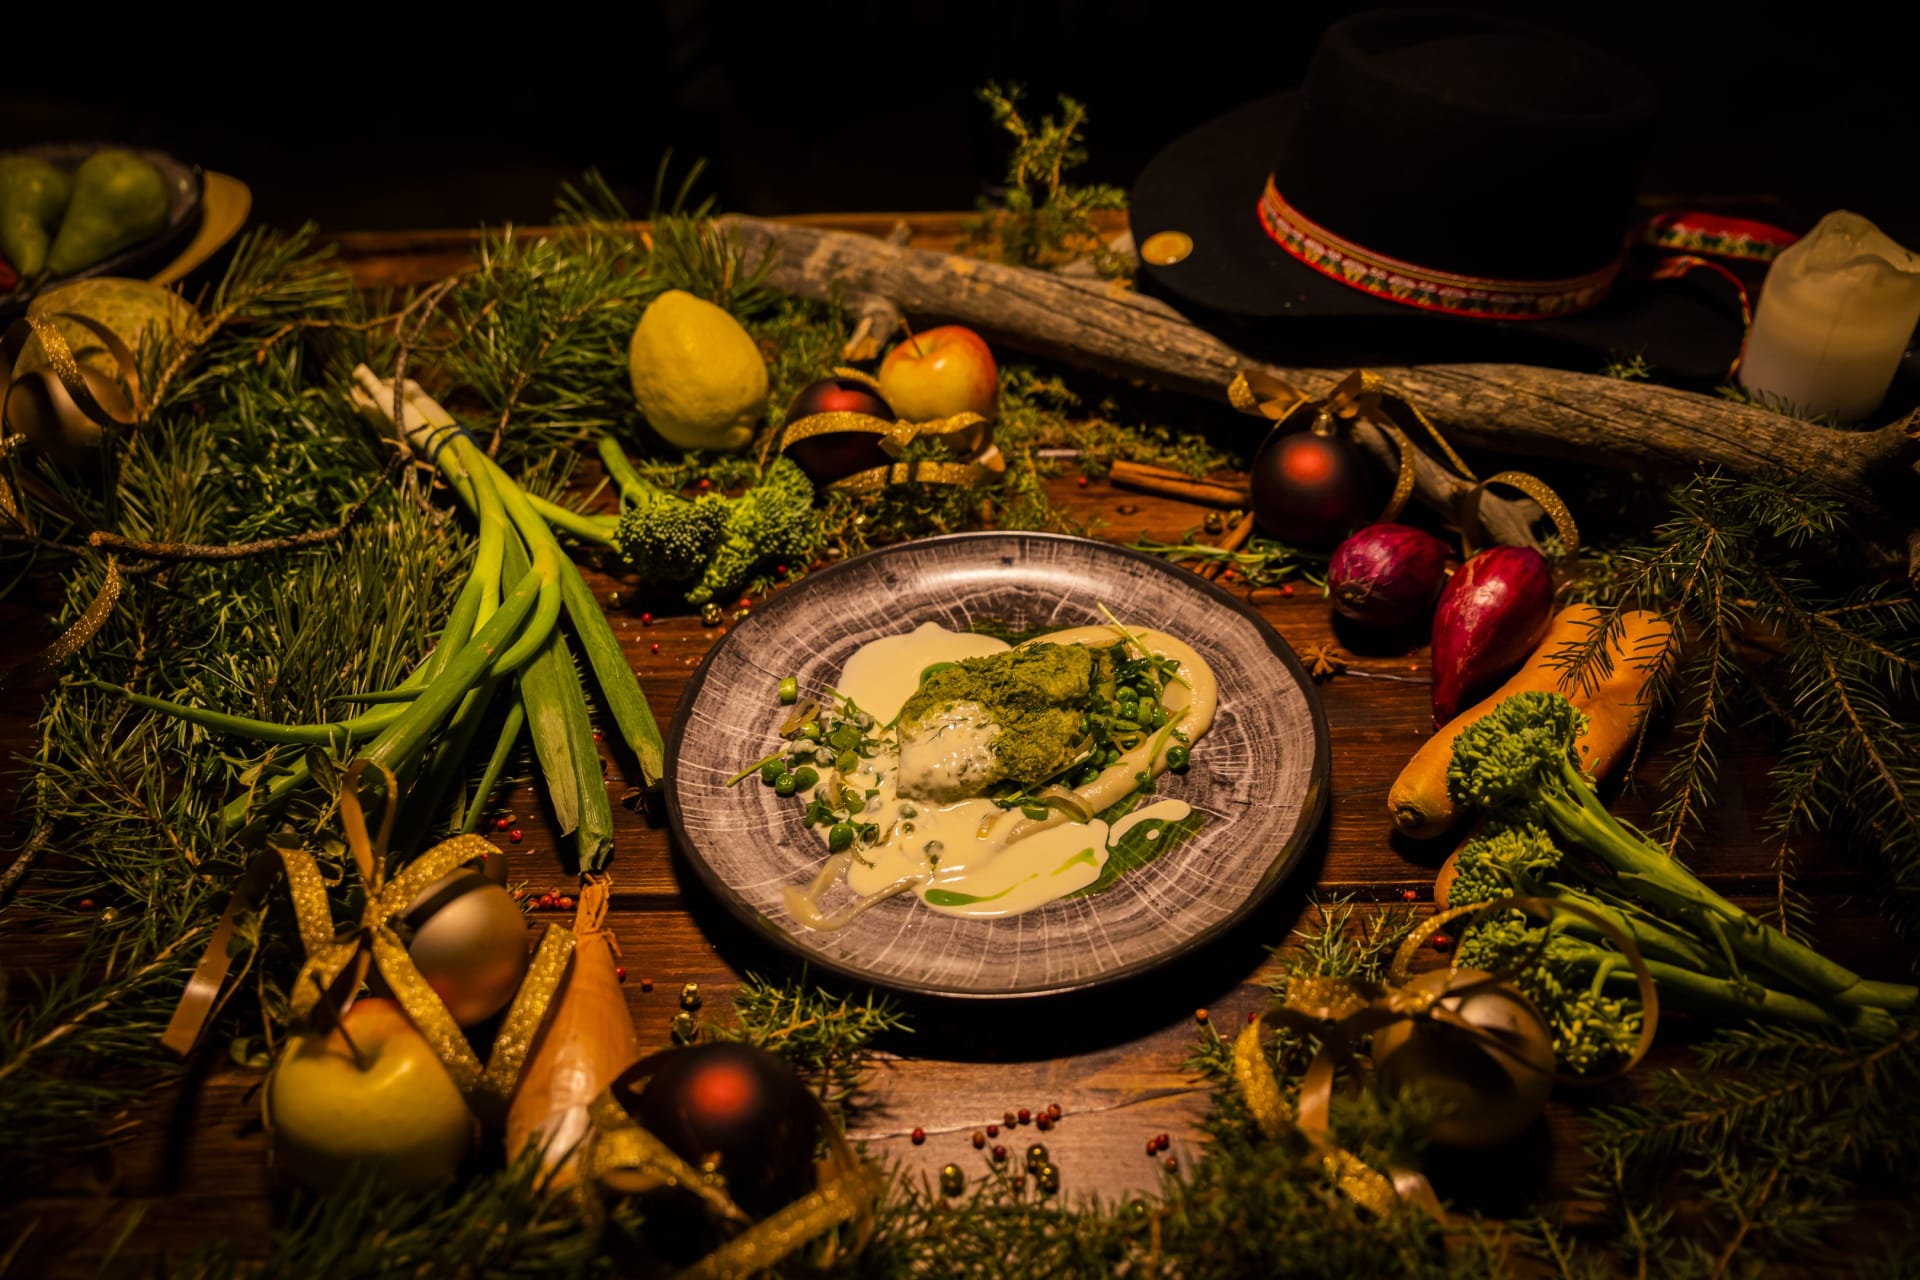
[781,623,1214,929]
[833,621,1009,725]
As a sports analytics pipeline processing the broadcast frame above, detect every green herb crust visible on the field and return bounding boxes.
[896,642,1115,789]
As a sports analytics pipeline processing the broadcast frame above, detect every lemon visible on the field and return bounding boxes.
[627,290,768,452]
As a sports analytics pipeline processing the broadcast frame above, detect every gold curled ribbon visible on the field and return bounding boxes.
[1225,368,1580,553]
[1234,895,1659,1218]
[584,1055,881,1280]
[0,310,143,448]
[779,408,990,460]
[778,391,997,496]
[0,554,120,689]
[163,759,572,1118]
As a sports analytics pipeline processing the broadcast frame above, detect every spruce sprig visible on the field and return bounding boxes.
[959,83,1129,277]
[720,971,907,1113]
[1555,1020,1920,1274]
[1555,471,1920,933]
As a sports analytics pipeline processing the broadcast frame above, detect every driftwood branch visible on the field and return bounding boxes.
[729,216,1919,552]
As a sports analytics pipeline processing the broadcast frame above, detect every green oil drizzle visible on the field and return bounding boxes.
[924,883,1020,907]
[1053,847,1099,875]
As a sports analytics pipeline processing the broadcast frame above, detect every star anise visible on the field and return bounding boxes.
[1300,642,1346,681]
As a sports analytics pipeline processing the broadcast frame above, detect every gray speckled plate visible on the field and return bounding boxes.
[663,531,1329,999]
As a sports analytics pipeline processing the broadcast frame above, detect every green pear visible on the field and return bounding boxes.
[44,150,169,278]
[0,156,73,281]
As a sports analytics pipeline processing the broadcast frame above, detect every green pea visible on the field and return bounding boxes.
[799,721,823,741]
[792,766,820,791]
[1148,706,1169,729]
[1138,693,1158,715]
[778,676,799,705]
[899,803,918,819]
[836,749,859,774]
[1073,766,1101,787]
[774,773,798,797]
[828,823,855,852]
[1166,745,1191,772]
[759,759,783,785]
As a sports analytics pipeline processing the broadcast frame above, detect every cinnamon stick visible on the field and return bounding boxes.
[1109,460,1249,508]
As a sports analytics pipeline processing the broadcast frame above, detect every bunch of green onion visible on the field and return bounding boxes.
[96,366,662,869]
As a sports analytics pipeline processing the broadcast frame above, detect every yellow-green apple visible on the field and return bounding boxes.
[264,997,474,1192]
[876,326,998,421]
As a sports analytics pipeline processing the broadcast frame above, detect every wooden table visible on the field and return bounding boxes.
[1,214,1907,1273]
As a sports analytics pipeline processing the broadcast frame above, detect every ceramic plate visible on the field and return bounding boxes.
[663,531,1330,998]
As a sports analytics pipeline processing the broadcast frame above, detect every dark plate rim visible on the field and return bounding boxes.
[661,529,1332,1000]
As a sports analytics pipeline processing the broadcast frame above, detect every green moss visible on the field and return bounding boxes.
[898,643,1110,788]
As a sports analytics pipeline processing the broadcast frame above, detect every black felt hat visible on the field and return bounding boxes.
[1129,8,1749,382]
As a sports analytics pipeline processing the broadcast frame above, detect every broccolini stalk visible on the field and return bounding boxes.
[1450,693,1916,1014]
[1449,826,1899,1069]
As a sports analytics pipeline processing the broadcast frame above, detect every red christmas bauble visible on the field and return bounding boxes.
[1249,427,1377,547]
[785,375,893,424]
[781,376,899,487]
[616,1043,819,1217]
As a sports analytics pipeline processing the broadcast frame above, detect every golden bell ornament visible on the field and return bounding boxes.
[398,869,530,1027]
[1369,967,1555,1148]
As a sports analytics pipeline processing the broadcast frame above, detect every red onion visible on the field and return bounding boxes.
[1328,524,1453,628]
[1430,546,1554,725]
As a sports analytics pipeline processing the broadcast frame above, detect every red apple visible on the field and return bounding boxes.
[264,997,474,1193]
[877,326,998,422]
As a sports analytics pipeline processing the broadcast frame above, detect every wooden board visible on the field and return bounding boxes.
[0,214,1909,1275]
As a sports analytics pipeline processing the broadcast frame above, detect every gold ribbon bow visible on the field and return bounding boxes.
[778,368,1000,495]
[1233,896,1657,1219]
[164,760,572,1118]
[1227,369,1580,555]
[581,1056,882,1280]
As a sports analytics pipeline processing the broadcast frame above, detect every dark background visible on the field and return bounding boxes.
[3,2,1915,234]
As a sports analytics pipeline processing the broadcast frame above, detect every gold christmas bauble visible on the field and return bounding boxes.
[8,278,196,462]
[1370,968,1555,1148]
[402,869,530,1027]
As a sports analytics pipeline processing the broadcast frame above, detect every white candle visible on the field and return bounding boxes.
[1739,211,1920,423]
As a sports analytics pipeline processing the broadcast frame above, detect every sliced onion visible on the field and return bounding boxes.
[779,698,820,738]
[1035,785,1094,824]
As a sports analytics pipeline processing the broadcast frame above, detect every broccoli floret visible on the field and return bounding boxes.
[1455,910,1644,1076]
[612,481,729,582]
[604,449,817,604]
[1445,822,1563,906]
[687,458,818,605]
